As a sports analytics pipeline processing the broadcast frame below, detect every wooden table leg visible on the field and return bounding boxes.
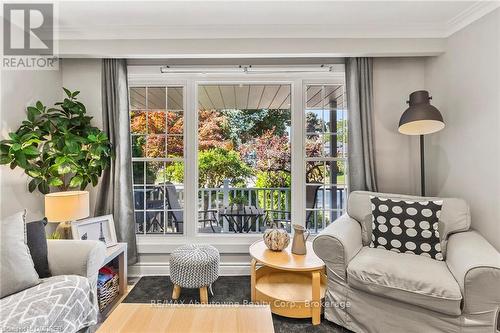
[172,285,181,300]
[250,259,257,302]
[200,286,208,304]
[118,250,127,296]
[311,271,321,325]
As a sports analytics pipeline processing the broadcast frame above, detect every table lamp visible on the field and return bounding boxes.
[398,90,445,196]
[45,191,90,239]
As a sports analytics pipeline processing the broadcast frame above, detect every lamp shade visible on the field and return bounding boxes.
[398,90,445,135]
[45,191,89,222]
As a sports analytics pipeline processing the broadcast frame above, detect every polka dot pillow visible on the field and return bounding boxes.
[370,196,443,260]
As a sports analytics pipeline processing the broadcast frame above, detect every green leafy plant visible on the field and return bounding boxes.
[0,88,112,194]
[160,148,252,188]
[230,194,248,206]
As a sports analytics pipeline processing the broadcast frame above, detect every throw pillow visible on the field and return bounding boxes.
[370,196,444,260]
[26,218,51,278]
[0,211,40,298]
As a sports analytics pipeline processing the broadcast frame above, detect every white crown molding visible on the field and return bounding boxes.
[55,23,446,40]
[53,2,500,44]
[445,1,500,37]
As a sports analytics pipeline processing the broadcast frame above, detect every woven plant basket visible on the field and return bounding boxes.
[98,274,119,311]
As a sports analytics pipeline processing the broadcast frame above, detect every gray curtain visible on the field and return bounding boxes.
[346,58,378,192]
[95,59,137,265]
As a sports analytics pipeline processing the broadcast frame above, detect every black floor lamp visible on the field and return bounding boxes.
[398,90,445,196]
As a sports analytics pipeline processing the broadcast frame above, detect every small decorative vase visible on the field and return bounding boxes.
[291,224,310,255]
[263,224,290,251]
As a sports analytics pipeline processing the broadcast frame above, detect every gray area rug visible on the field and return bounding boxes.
[123,276,351,333]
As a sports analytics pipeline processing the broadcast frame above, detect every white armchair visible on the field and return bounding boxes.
[313,191,500,333]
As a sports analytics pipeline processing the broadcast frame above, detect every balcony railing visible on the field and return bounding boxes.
[135,181,346,234]
[199,180,291,233]
[198,180,346,233]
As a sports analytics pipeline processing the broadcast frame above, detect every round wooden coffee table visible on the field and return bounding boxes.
[249,240,326,325]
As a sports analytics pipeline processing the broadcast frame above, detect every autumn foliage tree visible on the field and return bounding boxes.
[198,110,232,150]
[241,128,290,170]
[130,111,184,158]
[131,106,299,189]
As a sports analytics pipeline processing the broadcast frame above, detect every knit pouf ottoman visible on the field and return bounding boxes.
[169,244,220,303]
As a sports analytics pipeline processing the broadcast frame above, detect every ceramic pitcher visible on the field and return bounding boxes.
[291,224,310,255]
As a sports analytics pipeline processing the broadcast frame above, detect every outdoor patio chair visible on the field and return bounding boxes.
[305,184,322,228]
[165,182,220,233]
[145,187,165,233]
[264,184,321,230]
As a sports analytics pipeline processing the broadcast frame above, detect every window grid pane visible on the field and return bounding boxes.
[305,84,348,233]
[130,85,185,235]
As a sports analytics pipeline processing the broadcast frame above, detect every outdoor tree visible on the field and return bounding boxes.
[130,111,184,158]
[240,128,291,175]
[240,128,291,208]
[305,136,324,183]
[198,110,232,150]
[304,112,347,184]
[305,111,325,133]
[224,109,291,146]
[198,148,252,187]
[161,148,252,188]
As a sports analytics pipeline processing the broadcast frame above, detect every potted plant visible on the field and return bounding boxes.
[0,88,112,194]
[230,194,248,211]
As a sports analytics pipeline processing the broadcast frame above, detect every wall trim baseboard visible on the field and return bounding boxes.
[129,262,251,277]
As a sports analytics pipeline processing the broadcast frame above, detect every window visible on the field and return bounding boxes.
[128,65,347,240]
[197,84,292,233]
[130,86,185,234]
[304,84,347,232]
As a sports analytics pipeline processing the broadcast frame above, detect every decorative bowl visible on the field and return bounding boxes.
[263,225,290,251]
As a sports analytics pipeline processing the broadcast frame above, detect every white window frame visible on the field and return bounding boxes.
[129,85,187,235]
[303,82,349,233]
[128,67,345,254]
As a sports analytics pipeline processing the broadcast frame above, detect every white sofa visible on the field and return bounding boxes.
[0,240,106,333]
[313,191,500,333]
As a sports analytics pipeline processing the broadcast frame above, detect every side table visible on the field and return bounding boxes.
[250,240,326,325]
[100,242,127,314]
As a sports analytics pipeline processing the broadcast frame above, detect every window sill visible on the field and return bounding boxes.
[136,233,319,254]
[136,233,264,253]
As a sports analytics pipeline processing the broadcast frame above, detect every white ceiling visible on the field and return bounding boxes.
[56,1,499,40]
[128,84,347,111]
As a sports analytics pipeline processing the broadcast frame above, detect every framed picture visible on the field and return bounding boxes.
[71,214,118,247]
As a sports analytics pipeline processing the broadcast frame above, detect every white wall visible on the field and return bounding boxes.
[372,57,426,195]
[0,59,103,222]
[0,69,62,221]
[425,9,500,250]
[61,59,103,214]
[61,59,102,129]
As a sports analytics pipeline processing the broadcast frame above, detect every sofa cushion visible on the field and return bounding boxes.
[0,211,40,298]
[347,247,462,316]
[370,196,444,260]
[0,275,98,332]
[347,191,470,258]
[26,218,51,278]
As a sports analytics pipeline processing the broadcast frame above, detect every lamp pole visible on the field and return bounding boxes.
[420,135,425,196]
